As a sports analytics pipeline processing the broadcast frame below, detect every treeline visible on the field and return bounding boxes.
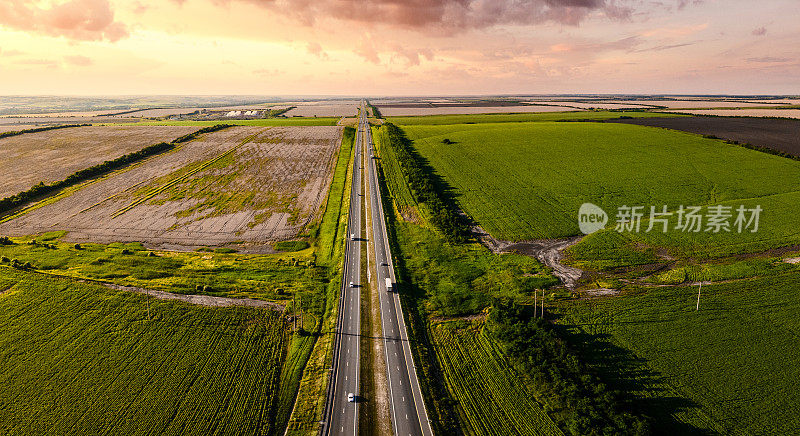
[0,124,89,140]
[0,124,231,216]
[487,300,651,436]
[367,102,382,118]
[172,124,230,143]
[380,123,469,242]
[265,106,295,118]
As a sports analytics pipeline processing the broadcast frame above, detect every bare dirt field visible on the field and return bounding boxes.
[0,126,343,251]
[610,100,796,109]
[0,125,38,133]
[283,101,359,117]
[607,116,800,157]
[0,125,196,197]
[667,108,800,119]
[526,101,657,109]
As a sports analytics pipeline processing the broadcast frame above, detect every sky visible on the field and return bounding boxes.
[0,0,797,95]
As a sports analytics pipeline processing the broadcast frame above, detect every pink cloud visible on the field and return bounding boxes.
[65,55,93,66]
[0,0,129,42]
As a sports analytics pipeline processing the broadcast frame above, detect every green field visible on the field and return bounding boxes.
[0,267,289,435]
[115,118,339,127]
[556,272,800,434]
[432,321,562,436]
[401,121,800,258]
[388,110,684,126]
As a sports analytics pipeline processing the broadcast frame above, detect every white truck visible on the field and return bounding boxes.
[385,278,393,292]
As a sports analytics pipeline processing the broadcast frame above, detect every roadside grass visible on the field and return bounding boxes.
[387,110,685,126]
[555,271,800,435]
[0,232,322,303]
[401,121,800,258]
[372,125,421,222]
[284,126,354,434]
[114,118,340,127]
[0,267,288,435]
[432,320,563,436]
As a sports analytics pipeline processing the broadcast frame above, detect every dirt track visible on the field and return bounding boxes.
[102,282,285,309]
[607,116,800,157]
[0,126,343,250]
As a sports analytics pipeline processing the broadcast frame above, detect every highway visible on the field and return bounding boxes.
[322,105,363,436]
[363,104,433,436]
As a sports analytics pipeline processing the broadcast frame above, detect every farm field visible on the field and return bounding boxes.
[377,105,582,116]
[0,267,290,435]
[605,100,796,108]
[0,126,343,251]
[283,101,359,117]
[670,108,800,119]
[127,118,340,127]
[0,125,196,197]
[608,116,800,157]
[388,110,685,125]
[555,271,800,435]
[431,321,562,436]
[399,120,800,257]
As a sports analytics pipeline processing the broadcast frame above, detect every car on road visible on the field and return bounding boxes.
[351,233,356,240]
[349,281,355,287]
[347,393,355,403]
[380,261,388,266]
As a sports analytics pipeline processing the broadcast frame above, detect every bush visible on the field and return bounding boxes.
[441,138,453,144]
[1,256,9,263]
[121,249,132,255]
[0,236,12,245]
[73,243,82,250]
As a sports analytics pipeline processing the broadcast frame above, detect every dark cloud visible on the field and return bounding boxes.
[0,0,128,42]
[751,26,767,36]
[234,0,641,33]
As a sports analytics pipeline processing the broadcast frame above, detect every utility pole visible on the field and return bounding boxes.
[696,282,702,311]
[534,289,537,318]
[541,289,544,319]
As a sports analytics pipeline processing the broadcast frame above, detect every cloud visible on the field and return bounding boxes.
[752,26,767,36]
[234,0,642,34]
[0,48,26,57]
[64,55,93,66]
[746,56,790,63]
[0,0,129,42]
[306,42,329,60]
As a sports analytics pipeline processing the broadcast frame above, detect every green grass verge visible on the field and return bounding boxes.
[388,111,685,126]
[401,121,800,258]
[113,118,339,127]
[555,271,800,434]
[0,267,288,435]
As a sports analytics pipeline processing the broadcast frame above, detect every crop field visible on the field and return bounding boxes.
[283,101,359,117]
[608,116,800,157]
[555,271,800,434]
[670,108,800,119]
[0,267,290,435]
[377,105,581,117]
[432,321,562,436]
[0,125,196,197]
[0,126,343,250]
[388,110,684,126]
[399,121,800,257]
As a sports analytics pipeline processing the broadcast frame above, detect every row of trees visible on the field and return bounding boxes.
[0,124,88,140]
[486,300,651,436]
[0,124,232,216]
[381,123,469,242]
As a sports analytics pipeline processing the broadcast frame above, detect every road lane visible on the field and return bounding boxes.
[364,109,433,436]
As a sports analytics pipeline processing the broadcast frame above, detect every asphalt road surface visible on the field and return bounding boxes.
[322,106,363,436]
[363,106,433,436]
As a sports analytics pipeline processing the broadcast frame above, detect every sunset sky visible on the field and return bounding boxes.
[0,0,797,95]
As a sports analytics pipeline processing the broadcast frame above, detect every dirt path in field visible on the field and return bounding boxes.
[101,282,285,310]
[475,225,584,289]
